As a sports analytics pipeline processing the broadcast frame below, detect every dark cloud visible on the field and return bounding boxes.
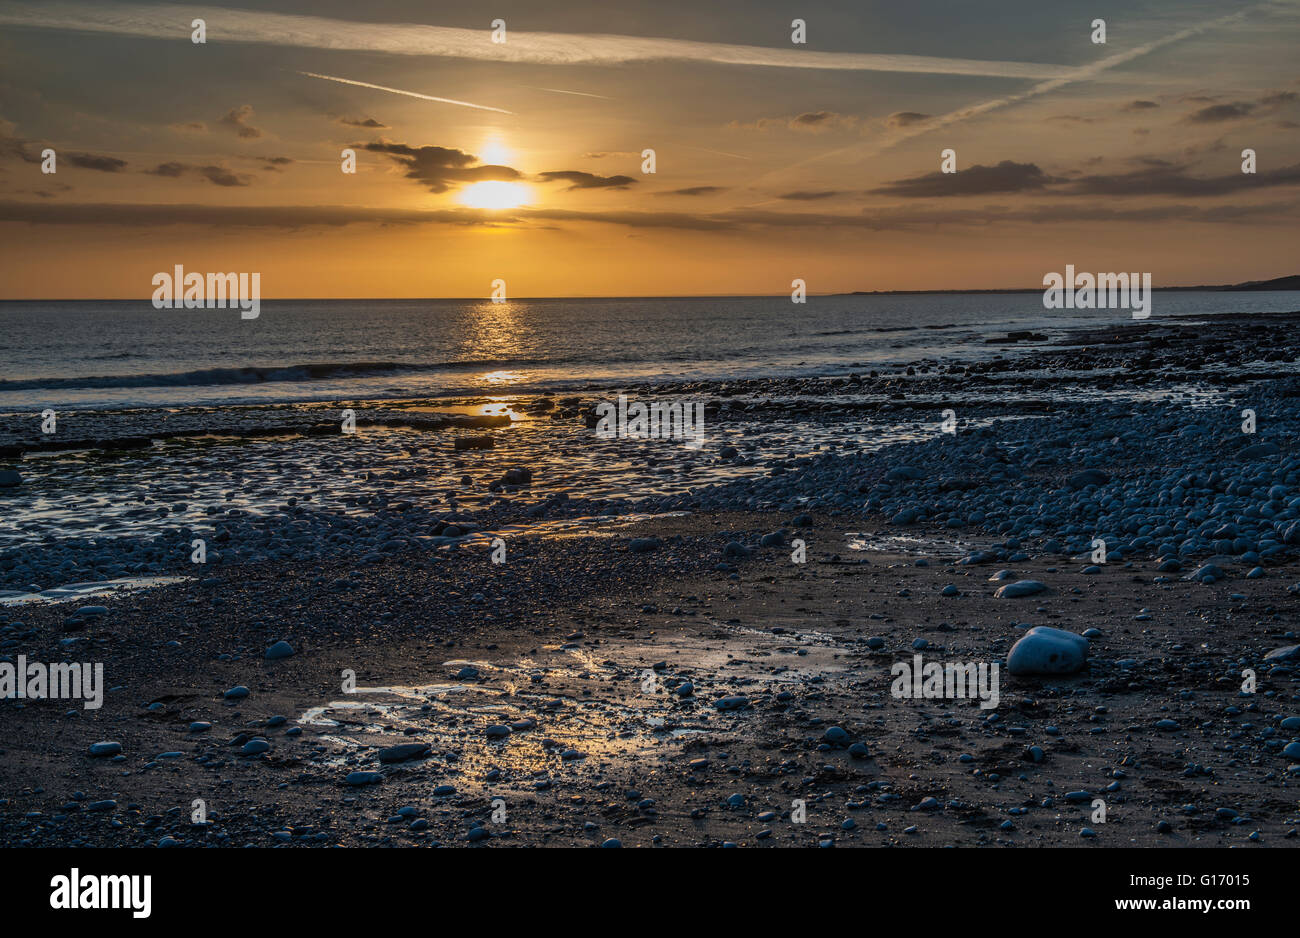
[657,186,727,196]
[199,165,252,187]
[143,162,186,177]
[871,161,1056,197]
[537,170,636,190]
[338,116,388,128]
[258,156,294,171]
[886,111,931,128]
[359,140,521,193]
[142,162,253,186]
[66,153,127,172]
[1185,102,1254,123]
[1260,90,1298,107]
[1123,100,1160,111]
[1065,161,1300,197]
[219,105,262,139]
[778,190,841,200]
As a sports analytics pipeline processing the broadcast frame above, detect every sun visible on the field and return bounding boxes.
[459,181,532,209]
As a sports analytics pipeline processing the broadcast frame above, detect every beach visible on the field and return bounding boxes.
[2,308,1299,847]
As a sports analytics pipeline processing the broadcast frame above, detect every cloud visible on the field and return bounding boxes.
[219,105,262,139]
[2,198,1291,232]
[871,161,1056,197]
[885,111,931,128]
[142,162,186,178]
[657,186,727,196]
[0,3,1080,80]
[258,156,294,171]
[169,121,207,134]
[1123,100,1160,111]
[730,111,856,132]
[359,140,521,193]
[1,131,127,172]
[537,170,637,190]
[1260,90,1298,106]
[1065,161,1300,196]
[1185,101,1254,123]
[66,153,127,172]
[338,116,388,128]
[778,190,842,200]
[142,161,254,186]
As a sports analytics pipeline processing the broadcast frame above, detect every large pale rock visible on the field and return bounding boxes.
[1007,626,1089,676]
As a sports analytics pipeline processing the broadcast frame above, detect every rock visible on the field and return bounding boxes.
[484,724,511,739]
[848,742,870,759]
[501,467,533,486]
[823,726,850,746]
[1185,563,1224,584]
[674,681,694,697]
[1066,468,1110,490]
[1240,442,1281,458]
[714,695,750,711]
[0,469,21,487]
[264,640,295,660]
[1155,719,1179,731]
[345,771,384,786]
[241,738,271,755]
[1283,741,1300,760]
[88,741,122,757]
[1006,626,1088,676]
[723,541,751,559]
[627,537,662,554]
[75,605,108,618]
[601,838,622,848]
[885,465,923,483]
[454,435,494,451]
[378,742,430,763]
[223,685,250,699]
[1264,644,1300,663]
[994,580,1047,599]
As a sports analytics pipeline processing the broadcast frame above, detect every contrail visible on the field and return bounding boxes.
[0,2,1080,80]
[756,4,1265,184]
[534,87,613,100]
[298,71,513,114]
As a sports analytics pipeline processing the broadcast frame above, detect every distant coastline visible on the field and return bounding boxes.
[841,274,1300,296]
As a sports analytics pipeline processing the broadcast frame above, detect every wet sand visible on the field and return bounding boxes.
[2,510,1297,847]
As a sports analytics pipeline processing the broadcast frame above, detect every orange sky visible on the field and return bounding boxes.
[1,0,1297,297]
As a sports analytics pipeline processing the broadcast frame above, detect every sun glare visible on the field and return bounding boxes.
[459,181,531,209]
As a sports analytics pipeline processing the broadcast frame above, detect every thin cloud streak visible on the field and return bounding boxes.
[534,87,614,100]
[757,4,1265,186]
[0,2,1077,79]
[298,72,513,114]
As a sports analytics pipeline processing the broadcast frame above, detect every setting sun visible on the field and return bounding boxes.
[458,181,532,209]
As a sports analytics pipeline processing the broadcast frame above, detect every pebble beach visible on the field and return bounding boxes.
[2,308,1299,847]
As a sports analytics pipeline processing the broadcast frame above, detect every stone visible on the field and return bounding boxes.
[1006,626,1088,676]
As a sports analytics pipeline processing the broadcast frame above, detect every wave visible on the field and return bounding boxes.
[0,359,544,392]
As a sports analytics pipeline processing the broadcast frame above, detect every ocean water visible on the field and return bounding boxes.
[0,292,1295,412]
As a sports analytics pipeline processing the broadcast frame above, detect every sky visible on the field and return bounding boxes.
[0,0,1297,298]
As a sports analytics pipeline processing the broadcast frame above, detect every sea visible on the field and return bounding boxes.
[3,292,1295,412]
